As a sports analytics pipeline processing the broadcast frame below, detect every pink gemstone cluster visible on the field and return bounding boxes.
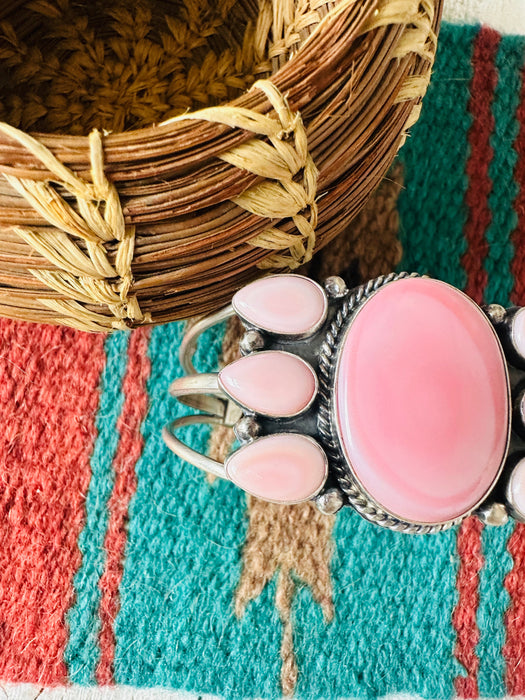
[225,275,328,504]
[165,271,525,530]
[223,274,513,527]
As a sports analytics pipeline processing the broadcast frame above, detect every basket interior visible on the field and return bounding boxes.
[0,0,334,135]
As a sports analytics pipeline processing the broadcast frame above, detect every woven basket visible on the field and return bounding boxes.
[0,0,443,331]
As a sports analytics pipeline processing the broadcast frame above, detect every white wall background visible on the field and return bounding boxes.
[443,0,525,34]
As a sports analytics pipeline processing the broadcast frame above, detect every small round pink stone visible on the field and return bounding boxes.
[512,307,525,358]
[509,458,525,520]
[233,275,327,335]
[225,434,327,503]
[219,351,316,416]
[336,277,509,524]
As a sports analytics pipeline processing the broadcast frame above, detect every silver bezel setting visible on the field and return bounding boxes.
[317,272,513,534]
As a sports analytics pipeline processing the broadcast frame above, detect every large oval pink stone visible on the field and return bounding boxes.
[219,351,316,416]
[336,277,509,524]
[233,275,327,335]
[225,434,327,503]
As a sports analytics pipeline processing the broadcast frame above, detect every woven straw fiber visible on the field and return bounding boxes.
[0,0,443,331]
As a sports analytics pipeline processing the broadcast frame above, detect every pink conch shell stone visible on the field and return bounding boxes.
[336,277,509,524]
[219,351,316,416]
[508,457,525,520]
[225,434,327,503]
[512,307,525,358]
[232,275,327,335]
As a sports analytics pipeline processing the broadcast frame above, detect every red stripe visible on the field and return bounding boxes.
[461,26,500,305]
[0,319,105,684]
[504,525,525,694]
[453,27,500,698]
[511,55,525,305]
[96,327,151,684]
[453,516,484,698]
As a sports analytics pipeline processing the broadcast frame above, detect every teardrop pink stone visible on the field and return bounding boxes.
[336,277,509,524]
[219,351,316,416]
[225,434,327,503]
[233,275,327,335]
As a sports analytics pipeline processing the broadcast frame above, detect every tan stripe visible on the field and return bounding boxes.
[234,498,335,697]
[276,567,298,697]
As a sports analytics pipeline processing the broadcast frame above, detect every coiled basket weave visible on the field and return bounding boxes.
[0,0,442,331]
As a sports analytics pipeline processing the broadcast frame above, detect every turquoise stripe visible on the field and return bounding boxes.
[293,509,459,699]
[397,23,478,287]
[65,330,130,683]
[113,321,283,698]
[477,522,514,696]
[483,35,525,306]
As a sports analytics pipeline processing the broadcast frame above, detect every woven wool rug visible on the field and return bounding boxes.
[2,17,525,700]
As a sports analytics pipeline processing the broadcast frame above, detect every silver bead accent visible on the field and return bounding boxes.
[234,416,260,443]
[239,329,265,355]
[484,303,506,324]
[477,502,509,527]
[324,276,347,299]
[315,488,344,515]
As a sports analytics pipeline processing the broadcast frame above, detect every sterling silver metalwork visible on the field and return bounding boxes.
[164,271,525,532]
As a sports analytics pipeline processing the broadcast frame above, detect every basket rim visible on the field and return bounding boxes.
[0,0,378,176]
